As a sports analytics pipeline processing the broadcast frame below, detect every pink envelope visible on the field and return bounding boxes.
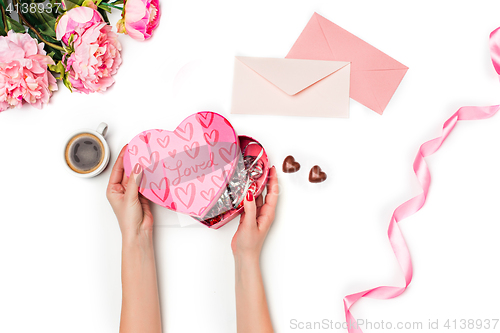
[286,12,408,115]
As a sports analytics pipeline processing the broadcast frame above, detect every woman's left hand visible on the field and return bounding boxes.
[106,145,154,240]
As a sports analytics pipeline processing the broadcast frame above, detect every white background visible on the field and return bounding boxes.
[1,0,500,332]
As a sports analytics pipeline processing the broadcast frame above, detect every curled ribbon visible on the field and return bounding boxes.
[343,27,500,333]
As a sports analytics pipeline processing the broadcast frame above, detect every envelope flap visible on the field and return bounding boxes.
[314,13,408,71]
[236,56,350,96]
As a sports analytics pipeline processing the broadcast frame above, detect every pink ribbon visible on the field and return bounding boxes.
[343,27,500,333]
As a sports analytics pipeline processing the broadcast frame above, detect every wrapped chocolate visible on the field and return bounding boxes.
[123,112,270,229]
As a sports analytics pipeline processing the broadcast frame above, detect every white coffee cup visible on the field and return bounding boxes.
[63,122,110,178]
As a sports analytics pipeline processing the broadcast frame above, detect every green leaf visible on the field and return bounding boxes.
[48,60,73,92]
[22,9,58,38]
[6,17,26,33]
[26,28,38,39]
[98,4,111,13]
[43,32,59,43]
[62,74,73,92]
[63,0,84,10]
[42,43,63,61]
[27,28,64,61]
[97,0,122,11]
[50,0,65,15]
[48,61,66,74]
[97,7,110,23]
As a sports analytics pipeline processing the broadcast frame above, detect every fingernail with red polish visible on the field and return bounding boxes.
[246,190,254,201]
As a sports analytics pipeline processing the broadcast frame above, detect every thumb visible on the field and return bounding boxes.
[240,191,257,228]
[125,163,143,203]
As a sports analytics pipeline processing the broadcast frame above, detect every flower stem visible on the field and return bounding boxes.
[12,0,65,51]
[1,5,8,35]
[100,2,123,10]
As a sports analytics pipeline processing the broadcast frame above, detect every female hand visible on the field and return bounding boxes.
[106,145,153,240]
[107,146,162,333]
[231,166,278,261]
[232,166,278,333]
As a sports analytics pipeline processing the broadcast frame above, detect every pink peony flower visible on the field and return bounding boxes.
[56,7,122,94]
[0,31,58,112]
[116,0,160,41]
[56,6,103,45]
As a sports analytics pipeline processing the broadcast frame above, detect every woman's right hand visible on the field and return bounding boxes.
[231,166,278,261]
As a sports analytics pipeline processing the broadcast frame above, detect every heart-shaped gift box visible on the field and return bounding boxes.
[123,112,269,229]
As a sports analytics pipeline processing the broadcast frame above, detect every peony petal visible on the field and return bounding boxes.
[55,14,69,40]
[125,0,147,23]
[68,6,98,24]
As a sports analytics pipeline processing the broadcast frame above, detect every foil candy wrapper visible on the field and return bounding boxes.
[196,143,265,227]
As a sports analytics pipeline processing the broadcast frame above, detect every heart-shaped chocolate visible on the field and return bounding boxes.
[124,112,240,218]
[282,155,300,173]
[309,165,327,183]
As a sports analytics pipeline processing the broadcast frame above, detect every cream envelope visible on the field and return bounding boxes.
[231,56,351,118]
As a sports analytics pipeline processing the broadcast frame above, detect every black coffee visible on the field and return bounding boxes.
[65,133,104,174]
